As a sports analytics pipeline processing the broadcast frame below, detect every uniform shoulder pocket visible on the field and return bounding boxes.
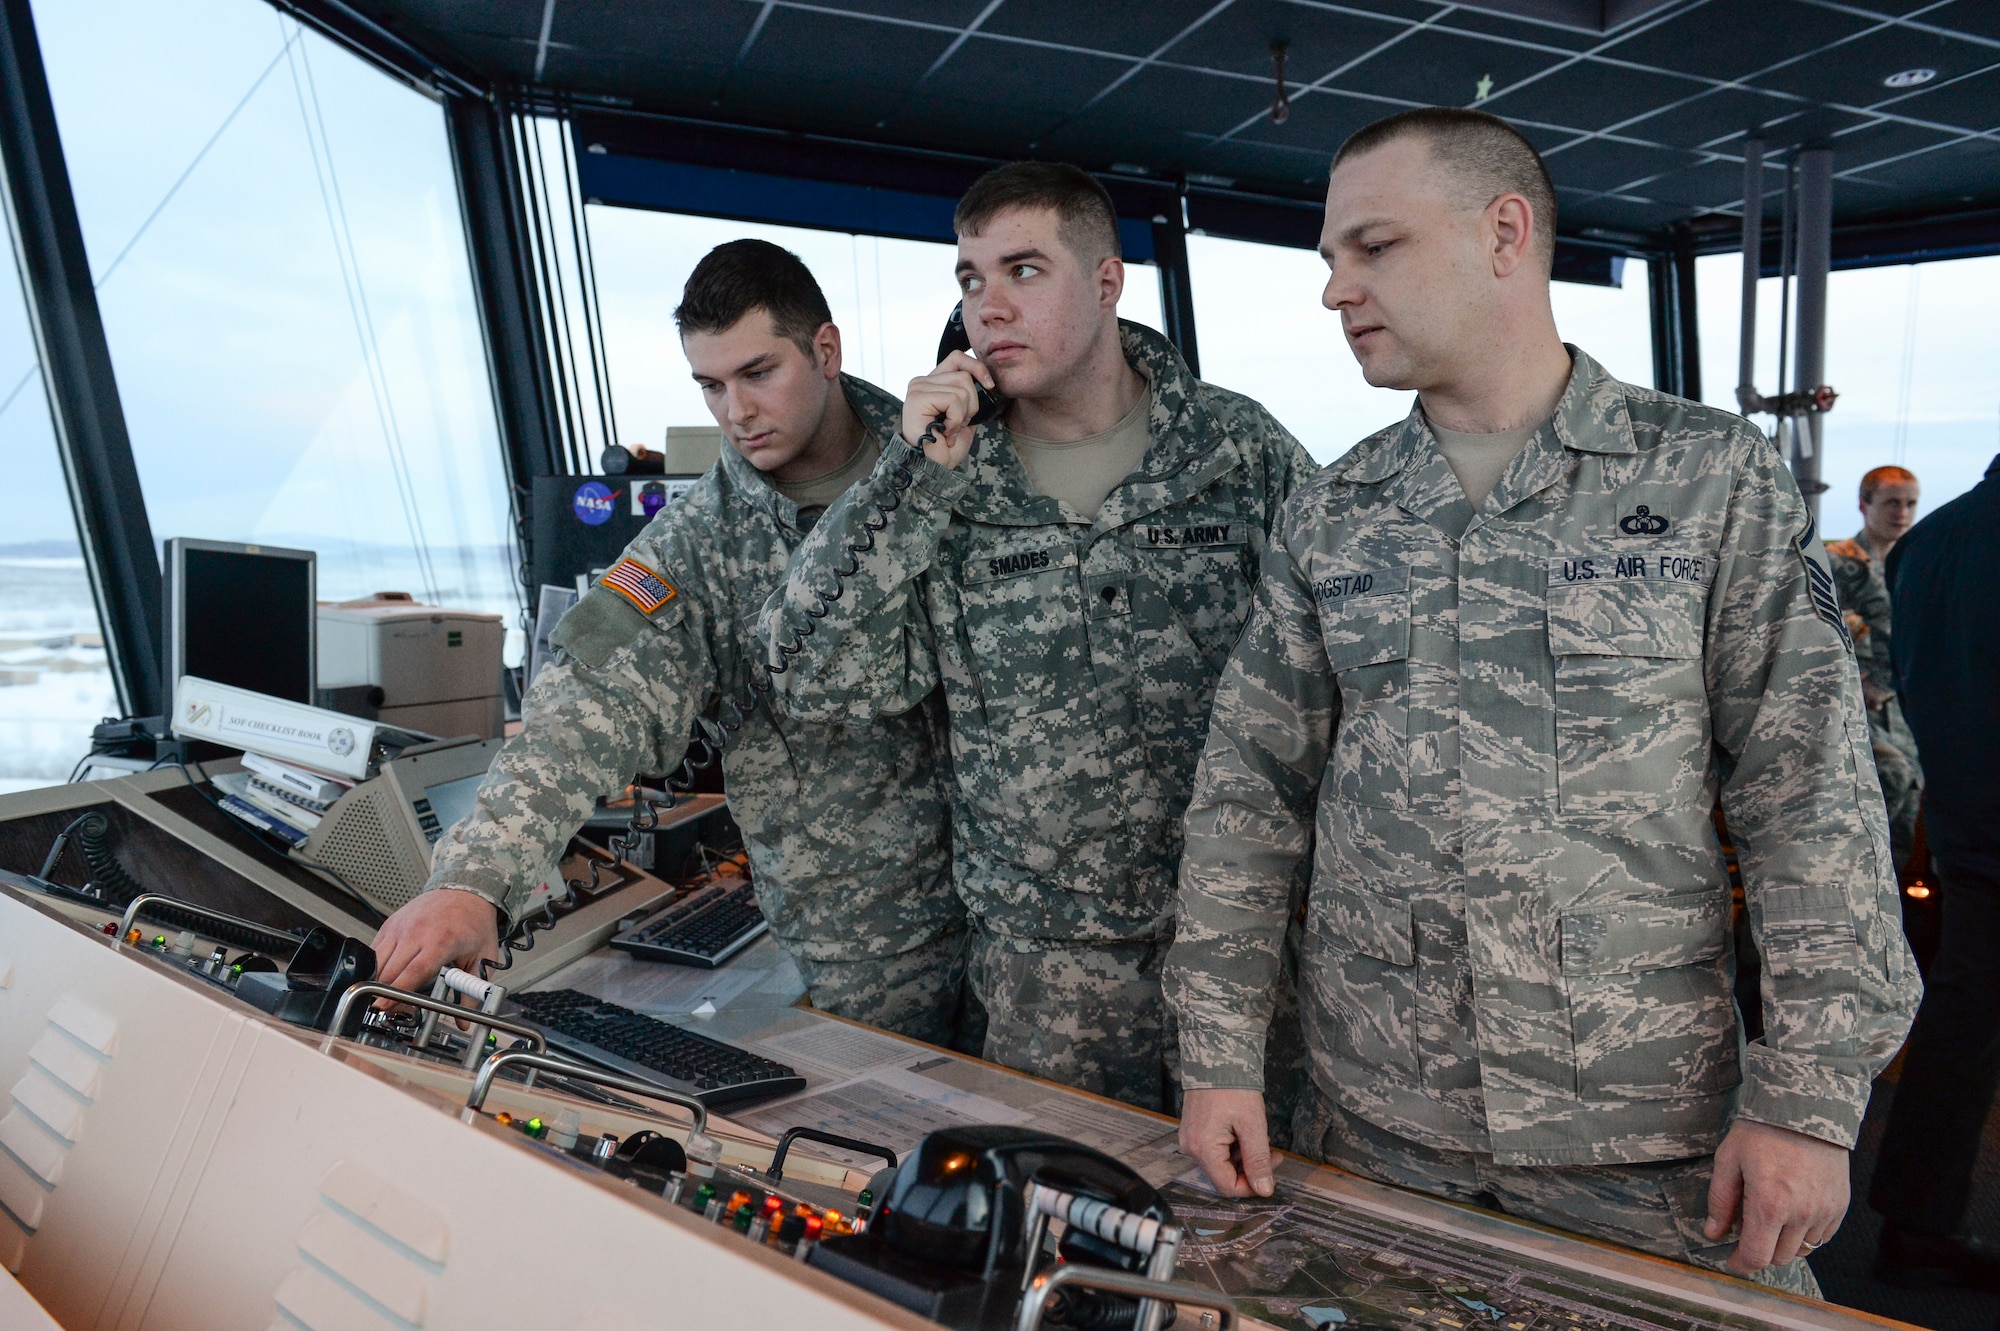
[548,584,684,670]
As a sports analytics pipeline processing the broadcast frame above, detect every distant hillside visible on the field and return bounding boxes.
[0,540,82,560]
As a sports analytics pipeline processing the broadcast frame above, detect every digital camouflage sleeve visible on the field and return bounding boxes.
[427,580,703,923]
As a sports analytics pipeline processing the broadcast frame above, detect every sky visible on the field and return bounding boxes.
[1,0,1995,579]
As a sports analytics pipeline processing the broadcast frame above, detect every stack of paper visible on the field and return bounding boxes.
[213,754,354,846]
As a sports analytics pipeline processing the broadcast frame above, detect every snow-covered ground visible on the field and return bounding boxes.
[0,558,119,790]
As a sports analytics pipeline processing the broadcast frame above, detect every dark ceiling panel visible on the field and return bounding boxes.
[1617,87,1844,150]
[1544,136,1700,195]
[1830,118,1965,177]
[1637,157,1755,208]
[1342,26,1568,109]
[1931,0,2000,42]
[1435,9,1604,52]
[978,0,1231,60]
[330,0,2000,264]
[1036,65,1272,164]
[1873,67,2000,137]
[1178,1,1426,81]
[1499,56,1711,132]
[1607,0,1874,83]
[1747,23,1996,115]
[805,0,997,24]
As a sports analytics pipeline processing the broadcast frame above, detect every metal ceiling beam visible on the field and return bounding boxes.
[267,0,482,98]
[0,0,163,719]
[444,90,564,532]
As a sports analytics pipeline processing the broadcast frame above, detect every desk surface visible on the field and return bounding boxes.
[530,940,1897,1331]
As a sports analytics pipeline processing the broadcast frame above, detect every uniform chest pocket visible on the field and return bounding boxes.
[957,540,1084,707]
[1547,578,1708,816]
[953,540,1116,875]
[1318,582,1412,811]
[1130,511,1253,679]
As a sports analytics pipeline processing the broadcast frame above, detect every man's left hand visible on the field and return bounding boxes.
[1705,1119,1850,1275]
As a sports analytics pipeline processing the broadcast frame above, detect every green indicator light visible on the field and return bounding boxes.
[485,1033,498,1046]
[231,963,243,975]
[693,1183,716,1207]
[525,1116,546,1139]
[152,935,167,948]
[734,1203,754,1232]
[857,1189,874,1208]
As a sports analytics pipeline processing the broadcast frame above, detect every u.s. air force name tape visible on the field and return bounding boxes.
[1547,552,1713,587]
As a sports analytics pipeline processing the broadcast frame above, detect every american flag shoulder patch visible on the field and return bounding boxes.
[601,558,677,614]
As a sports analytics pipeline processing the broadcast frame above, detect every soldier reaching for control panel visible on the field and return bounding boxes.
[757,163,1317,1114]
[1165,109,1919,1294]
[367,241,976,1050]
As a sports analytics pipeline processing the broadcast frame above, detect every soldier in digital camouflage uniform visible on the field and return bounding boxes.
[758,164,1315,1113]
[372,241,973,1050]
[1169,109,1919,1295]
[1824,466,1923,872]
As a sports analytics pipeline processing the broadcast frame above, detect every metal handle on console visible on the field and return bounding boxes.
[116,892,294,952]
[1015,1267,1236,1331]
[328,983,549,1060]
[766,1126,897,1181]
[467,1049,708,1136]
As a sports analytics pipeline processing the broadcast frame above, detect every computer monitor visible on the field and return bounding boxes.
[163,538,317,709]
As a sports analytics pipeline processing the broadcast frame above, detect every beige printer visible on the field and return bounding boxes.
[317,593,505,740]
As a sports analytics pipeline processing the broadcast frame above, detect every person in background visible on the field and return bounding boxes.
[1870,453,2000,1290]
[1825,466,1922,871]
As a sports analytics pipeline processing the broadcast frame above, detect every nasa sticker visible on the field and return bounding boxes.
[572,481,617,527]
[327,727,357,758]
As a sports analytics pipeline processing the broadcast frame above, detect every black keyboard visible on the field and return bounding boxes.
[507,989,805,1109]
[611,879,768,968]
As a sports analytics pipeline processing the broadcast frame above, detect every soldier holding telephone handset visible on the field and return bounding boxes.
[758,162,1316,1114]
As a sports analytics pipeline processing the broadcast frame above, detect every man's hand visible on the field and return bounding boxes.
[370,889,502,996]
[1180,1088,1276,1198]
[1705,1119,1850,1274]
[901,351,996,470]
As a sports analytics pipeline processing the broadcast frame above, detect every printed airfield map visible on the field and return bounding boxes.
[1161,1180,1768,1331]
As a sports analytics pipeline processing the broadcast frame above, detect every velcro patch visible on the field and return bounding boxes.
[600,558,677,614]
[1313,563,1411,607]
[1548,552,1713,587]
[1795,514,1852,648]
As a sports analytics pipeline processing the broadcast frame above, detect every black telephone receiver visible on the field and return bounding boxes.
[938,302,1007,428]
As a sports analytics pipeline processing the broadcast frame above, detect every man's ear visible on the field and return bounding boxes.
[1487,193,1536,279]
[1097,255,1126,311]
[813,321,843,379]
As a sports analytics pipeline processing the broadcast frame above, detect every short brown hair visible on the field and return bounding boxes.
[1860,465,1918,501]
[1333,107,1558,272]
[954,162,1121,269]
[674,238,832,358]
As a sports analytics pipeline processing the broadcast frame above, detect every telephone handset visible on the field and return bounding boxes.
[500,304,988,971]
[806,1124,1178,1329]
[938,301,1008,428]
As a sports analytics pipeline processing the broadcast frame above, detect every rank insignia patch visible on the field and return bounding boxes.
[601,558,677,614]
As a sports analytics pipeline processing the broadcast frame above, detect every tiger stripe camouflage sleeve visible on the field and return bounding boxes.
[1706,433,1920,1148]
[1165,531,1340,1090]
[425,581,705,923]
